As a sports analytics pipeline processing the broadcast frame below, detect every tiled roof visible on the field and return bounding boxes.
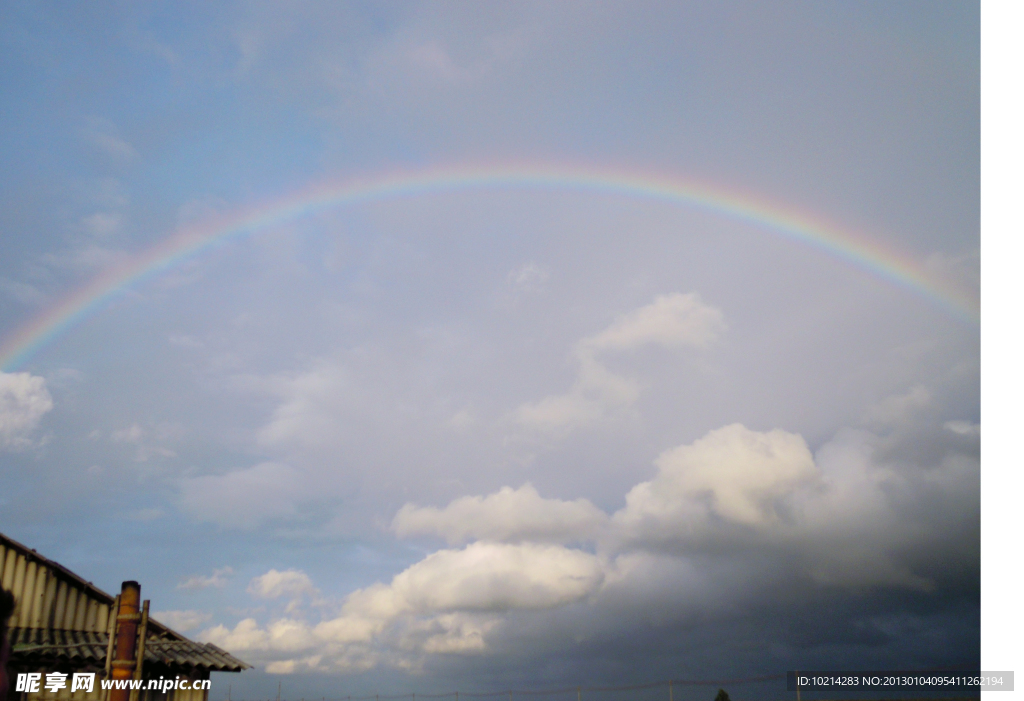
[8,627,249,672]
[2,531,249,674]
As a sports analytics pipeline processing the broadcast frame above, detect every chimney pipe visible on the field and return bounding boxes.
[109,582,141,701]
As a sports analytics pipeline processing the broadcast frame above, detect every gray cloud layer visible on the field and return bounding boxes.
[202,400,978,676]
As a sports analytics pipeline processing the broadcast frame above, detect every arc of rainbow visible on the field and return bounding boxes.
[0,163,978,372]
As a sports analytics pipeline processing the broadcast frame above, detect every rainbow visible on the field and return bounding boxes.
[0,163,978,372]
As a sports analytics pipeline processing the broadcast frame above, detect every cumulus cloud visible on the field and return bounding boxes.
[249,569,317,600]
[514,355,641,432]
[580,293,725,354]
[515,293,724,432]
[202,619,262,651]
[200,405,977,673]
[203,614,374,674]
[607,422,969,591]
[347,542,604,616]
[393,483,607,545]
[0,372,54,450]
[614,423,817,534]
[203,543,604,671]
[178,566,234,590]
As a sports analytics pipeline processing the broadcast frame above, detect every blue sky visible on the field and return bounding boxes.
[0,2,988,698]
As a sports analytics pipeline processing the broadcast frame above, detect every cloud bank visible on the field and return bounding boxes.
[393,484,608,545]
[201,406,978,675]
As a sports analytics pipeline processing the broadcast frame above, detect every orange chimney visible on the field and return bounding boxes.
[108,582,141,701]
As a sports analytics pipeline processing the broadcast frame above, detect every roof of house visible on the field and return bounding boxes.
[7,627,247,672]
[2,531,249,673]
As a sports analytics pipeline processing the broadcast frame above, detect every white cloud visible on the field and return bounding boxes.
[606,423,967,591]
[0,372,54,450]
[514,354,641,432]
[515,293,724,432]
[345,542,605,618]
[249,569,317,600]
[393,483,607,545]
[199,410,977,672]
[614,423,818,532]
[581,293,725,354]
[202,617,274,651]
[201,617,325,660]
[178,566,234,590]
[402,612,498,655]
[152,609,213,632]
[202,616,356,673]
[205,542,603,670]
[370,541,601,619]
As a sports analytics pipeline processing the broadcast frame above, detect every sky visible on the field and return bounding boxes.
[0,2,993,699]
